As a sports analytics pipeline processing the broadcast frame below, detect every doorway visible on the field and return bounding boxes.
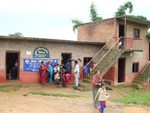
[119,24,125,37]
[119,24,125,49]
[83,57,92,66]
[6,52,19,80]
[61,53,72,72]
[118,58,125,83]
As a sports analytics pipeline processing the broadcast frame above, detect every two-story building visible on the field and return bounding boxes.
[78,15,150,86]
[0,15,149,87]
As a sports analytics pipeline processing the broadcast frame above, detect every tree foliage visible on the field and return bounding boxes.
[9,32,23,38]
[115,1,133,17]
[71,19,83,32]
[90,2,102,22]
[71,2,103,32]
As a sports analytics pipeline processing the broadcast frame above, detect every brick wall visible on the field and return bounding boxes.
[78,18,149,84]
[77,19,115,42]
[0,38,102,83]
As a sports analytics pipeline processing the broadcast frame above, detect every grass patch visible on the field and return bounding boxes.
[0,85,22,92]
[112,92,150,106]
[29,91,80,98]
[0,88,10,92]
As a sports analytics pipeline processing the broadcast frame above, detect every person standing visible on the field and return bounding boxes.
[47,61,54,83]
[83,63,89,80]
[65,60,71,74]
[74,61,80,89]
[92,70,102,108]
[39,61,47,86]
[95,83,110,113]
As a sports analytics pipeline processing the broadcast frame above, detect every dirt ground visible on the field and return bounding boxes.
[0,84,150,113]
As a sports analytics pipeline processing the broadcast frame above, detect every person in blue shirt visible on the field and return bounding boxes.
[47,61,54,83]
[83,63,89,80]
[65,60,71,74]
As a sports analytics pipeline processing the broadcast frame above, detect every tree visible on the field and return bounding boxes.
[71,19,83,32]
[71,2,103,32]
[90,2,102,22]
[115,1,133,17]
[9,32,23,38]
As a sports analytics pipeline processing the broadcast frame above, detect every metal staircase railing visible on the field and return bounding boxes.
[83,37,125,73]
[93,37,123,71]
[83,37,116,70]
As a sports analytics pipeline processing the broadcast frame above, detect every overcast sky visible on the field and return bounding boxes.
[0,0,149,40]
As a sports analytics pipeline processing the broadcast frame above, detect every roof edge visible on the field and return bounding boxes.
[0,35,105,45]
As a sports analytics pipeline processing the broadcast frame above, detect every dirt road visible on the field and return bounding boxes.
[0,84,149,113]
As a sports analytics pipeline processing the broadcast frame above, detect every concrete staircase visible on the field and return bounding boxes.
[77,37,126,91]
[90,49,124,76]
[78,49,124,91]
[132,63,150,85]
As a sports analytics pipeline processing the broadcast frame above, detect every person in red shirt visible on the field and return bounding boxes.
[92,70,102,108]
[39,61,47,86]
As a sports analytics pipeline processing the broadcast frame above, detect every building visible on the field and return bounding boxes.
[0,15,150,87]
[0,36,104,84]
[78,15,150,86]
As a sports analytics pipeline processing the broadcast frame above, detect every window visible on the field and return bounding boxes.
[133,28,140,39]
[132,62,139,73]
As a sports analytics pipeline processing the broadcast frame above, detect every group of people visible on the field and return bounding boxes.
[92,70,110,113]
[39,60,109,112]
[39,61,71,87]
[39,60,80,89]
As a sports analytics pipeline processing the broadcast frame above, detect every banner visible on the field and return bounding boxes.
[24,59,58,72]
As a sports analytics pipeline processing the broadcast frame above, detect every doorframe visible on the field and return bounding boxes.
[61,52,72,64]
[5,51,20,80]
[118,58,126,83]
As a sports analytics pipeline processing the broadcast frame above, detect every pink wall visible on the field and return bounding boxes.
[103,67,115,81]
[124,37,133,49]
[0,70,6,83]
[19,70,40,84]
[0,67,84,84]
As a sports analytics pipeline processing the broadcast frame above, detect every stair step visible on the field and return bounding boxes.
[83,78,91,83]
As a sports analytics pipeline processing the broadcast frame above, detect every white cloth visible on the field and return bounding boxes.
[74,64,80,73]
[74,64,80,87]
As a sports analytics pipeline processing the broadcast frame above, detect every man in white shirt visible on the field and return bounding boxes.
[74,61,80,89]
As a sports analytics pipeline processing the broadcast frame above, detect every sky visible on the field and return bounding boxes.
[0,0,149,40]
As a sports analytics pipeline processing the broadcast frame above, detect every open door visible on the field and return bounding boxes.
[118,58,125,83]
[61,53,72,73]
[119,24,125,49]
[6,52,19,80]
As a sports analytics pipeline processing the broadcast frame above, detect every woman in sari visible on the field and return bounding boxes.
[39,61,47,85]
[92,70,102,108]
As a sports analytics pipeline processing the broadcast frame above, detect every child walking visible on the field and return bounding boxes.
[95,83,110,113]
[54,70,61,85]
[62,71,71,87]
